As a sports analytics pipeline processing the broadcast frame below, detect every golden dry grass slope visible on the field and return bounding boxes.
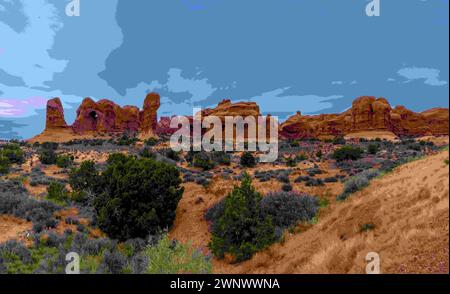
[170,150,449,274]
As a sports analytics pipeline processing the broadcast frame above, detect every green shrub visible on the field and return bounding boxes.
[47,182,69,203]
[316,150,323,159]
[211,151,231,166]
[332,137,346,145]
[56,154,74,168]
[240,152,256,168]
[164,149,180,161]
[94,155,184,240]
[360,223,376,232]
[296,153,308,161]
[281,183,293,192]
[145,235,212,274]
[0,156,10,175]
[193,152,215,170]
[286,157,297,167]
[38,148,57,165]
[144,137,158,146]
[209,174,276,262]
[332,145,364,162]
[0,144,25,164]
[116,135,138,146]
[139,148,156,159]
[69,161,100,193]
[367,144,379,155]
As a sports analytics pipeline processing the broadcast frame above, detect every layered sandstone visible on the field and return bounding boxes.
[280,96,449,139]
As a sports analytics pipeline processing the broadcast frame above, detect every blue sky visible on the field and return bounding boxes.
[0,0,448,139]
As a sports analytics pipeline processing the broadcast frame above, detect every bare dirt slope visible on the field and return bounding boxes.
[171,151,449,274]
[0,215,32,245]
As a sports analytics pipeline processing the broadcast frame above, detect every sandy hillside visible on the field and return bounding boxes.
[171,150,449,274]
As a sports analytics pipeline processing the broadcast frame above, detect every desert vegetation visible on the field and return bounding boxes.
[0,133,448,274]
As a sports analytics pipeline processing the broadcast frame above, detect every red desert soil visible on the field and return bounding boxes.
[0,215,32,245]
[169,151,449,274]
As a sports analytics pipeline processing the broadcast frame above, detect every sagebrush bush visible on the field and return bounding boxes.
[0,179,60,233]
[337,174,370,201]
[277,174,290,183]
[305,178,324,187]
[324,177,338,183]
[359,169,380,180]
[260,191,319,229]
[307,167,322,177]
[208,174,276,262]
[343,175,369,194]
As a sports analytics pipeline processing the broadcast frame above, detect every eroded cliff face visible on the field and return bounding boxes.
[38,93,160,140]
[280,96,449,139]
[71,98,141,135]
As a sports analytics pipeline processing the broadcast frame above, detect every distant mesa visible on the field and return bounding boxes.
[280,96,449,140]
[31,95,448,143]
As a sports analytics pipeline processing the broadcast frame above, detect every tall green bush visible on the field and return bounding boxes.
[94,155,184,241]
[209,174,276,262]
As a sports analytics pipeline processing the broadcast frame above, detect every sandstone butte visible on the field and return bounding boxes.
[32,95,448,143]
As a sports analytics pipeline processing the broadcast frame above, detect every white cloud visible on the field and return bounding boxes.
[397,66,448,86]
[0,0,67,88]
[247,87,343,115]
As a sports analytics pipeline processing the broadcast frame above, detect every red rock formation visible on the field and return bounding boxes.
[156,116,190,135]
[351,96,392,131]
[421,108,450,136]
[45,98,67,130]
[280,96,448,139]
[202,99,261,118]
[139,93,161,139]
[71,98,141,135]
[37,94,448,142]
